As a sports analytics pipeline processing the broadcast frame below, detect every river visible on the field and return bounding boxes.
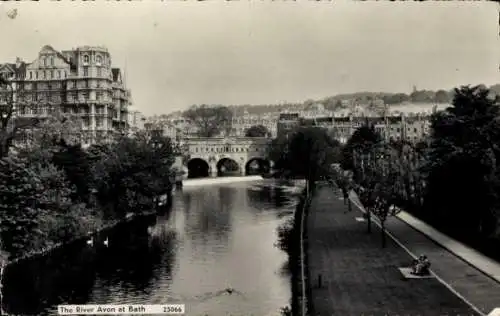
[2,180,303,316]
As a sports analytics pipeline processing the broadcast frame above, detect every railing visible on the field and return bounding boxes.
[298,182,310,316]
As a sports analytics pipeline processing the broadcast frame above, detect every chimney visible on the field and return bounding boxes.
[15,57,22,68]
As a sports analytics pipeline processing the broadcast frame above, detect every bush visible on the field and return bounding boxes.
[276,218,295,253]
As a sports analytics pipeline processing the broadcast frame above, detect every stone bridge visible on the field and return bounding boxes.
[183,137,273,178]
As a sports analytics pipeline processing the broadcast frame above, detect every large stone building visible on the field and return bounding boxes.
[0,45,131,146]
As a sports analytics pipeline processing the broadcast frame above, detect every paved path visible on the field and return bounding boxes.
[348,192,500,315]
[307,185,485,316]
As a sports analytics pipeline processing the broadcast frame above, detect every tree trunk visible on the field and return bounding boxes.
[366,208,372,234]
[0,138,9,159]
[381,220,387,248]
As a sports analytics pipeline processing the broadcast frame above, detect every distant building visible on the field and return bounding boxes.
[276,111,434,144]
[230,110,278,137]
[128,109,146,130]
[277,113,301,137]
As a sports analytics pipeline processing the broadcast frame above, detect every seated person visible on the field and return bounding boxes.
[411,255,431,276]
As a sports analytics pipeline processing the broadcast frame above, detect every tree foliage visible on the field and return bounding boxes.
[270,126,341,191]
[245,124,270,137]
[91,131,175,218]
[340,124,382,173]
[0,124,177,261]
[423,85,500,239]
[343,85,500,252]
[0,76,41,158]
[183,105,233,137]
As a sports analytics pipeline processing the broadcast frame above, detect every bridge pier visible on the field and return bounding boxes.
[210,168,218,178]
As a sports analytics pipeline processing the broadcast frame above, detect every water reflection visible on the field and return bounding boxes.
[3,180,300,316]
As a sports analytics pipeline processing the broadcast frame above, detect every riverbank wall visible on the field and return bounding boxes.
[182,175,264,188]
[287,187,311,316]
[2,209,160,270]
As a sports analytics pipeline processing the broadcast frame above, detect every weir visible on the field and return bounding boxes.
[182,175,264,188]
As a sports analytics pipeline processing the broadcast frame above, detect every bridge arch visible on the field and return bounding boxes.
[245,157,271,176]
[217,158,240,177]
[187,158,210,178]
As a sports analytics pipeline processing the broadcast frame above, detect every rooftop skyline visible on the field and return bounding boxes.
[0,2,498,116]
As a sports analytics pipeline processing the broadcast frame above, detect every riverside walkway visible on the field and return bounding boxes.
[306,184,499,316]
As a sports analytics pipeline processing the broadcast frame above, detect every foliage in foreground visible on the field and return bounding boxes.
[0,119,176,261]
[342,85,500,254]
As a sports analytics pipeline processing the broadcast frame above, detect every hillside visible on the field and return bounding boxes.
[166,84,500,117]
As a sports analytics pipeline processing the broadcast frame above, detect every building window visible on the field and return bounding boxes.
[83,55,90,63]
[41,57,46,67]
[96,55,102,64]
[50,57,54,66]
[97,68,101,77]
[57,70,61,78]
[83,67,89,77]
[29,71,33,79]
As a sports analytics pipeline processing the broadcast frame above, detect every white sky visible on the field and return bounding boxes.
[0,1,498,116]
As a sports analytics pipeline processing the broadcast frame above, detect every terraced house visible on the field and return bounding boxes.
[0,45,132,147]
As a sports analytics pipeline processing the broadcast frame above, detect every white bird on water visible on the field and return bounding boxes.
[86,237,93,246]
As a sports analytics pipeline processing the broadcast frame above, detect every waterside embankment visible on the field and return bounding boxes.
[277,186,310,316]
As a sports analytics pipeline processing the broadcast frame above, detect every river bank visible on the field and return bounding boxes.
[2,209,159,269]
[277,186,310,316]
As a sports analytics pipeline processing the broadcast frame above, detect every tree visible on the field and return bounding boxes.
[0,156,52,258]
[91,131,176,218]
[15,112,92,204]
[353,143,401,242]
[0,76,41,158]
[423,85,500,239]
[183,105,233,137]
[343,125,383,232]
[245,125,270,137]
[273,126,341,193]
[382,93,410,105]
[331,166,354,212]
[341,124,382,176]
[370,146,402,247]
[434,90,451,103]
[410,90,434,103]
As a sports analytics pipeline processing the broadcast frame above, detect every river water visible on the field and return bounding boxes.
[2,180,303,316]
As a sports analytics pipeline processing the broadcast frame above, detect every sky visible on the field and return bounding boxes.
[0,1,498,116]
